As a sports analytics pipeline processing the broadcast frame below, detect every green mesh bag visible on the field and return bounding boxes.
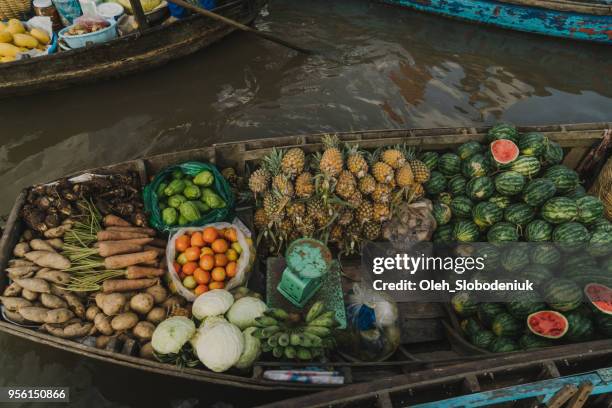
[143,161,234,232]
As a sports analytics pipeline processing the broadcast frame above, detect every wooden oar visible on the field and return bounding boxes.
[167,0,316,55]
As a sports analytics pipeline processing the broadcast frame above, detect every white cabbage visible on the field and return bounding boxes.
[234,327,261,370]
[151,316,196,355]
[191,321,244,372]
[226,297,267,330]
[192,289,234,320]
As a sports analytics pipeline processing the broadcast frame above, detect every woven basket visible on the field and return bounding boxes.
[590,156,612,220]
[0,0,32,21]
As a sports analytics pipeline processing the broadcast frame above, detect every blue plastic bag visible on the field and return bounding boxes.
[169,0,216,19]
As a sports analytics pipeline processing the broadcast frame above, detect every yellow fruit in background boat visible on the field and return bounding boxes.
[0,31,13,44]
[0,56,16,63]
[29,28,50,45]
[7,19,26,35]
[13,33,39,49]
[0,43,20,58]
[0,22,7,31]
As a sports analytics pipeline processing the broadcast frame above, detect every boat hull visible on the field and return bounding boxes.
[380,0,612,44]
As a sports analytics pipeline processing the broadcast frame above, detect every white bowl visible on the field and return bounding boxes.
[97,2,125,20]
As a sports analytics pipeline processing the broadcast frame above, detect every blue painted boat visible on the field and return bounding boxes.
[379,0,612,44]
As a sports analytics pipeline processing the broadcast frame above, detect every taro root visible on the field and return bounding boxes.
[44,213,60,229]
[36,196,51,210]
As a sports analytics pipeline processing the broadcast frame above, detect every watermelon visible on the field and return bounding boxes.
[529,244,561,267]
[450,196,474,219]
[438,192,453,206]
[563,253,598,272]
[521,264,554,287]
[432,202,452,226]
[501,246,530,272]
[518,333,554,350]
[527,310,568,339]
[470,329,496,349]
[507,292,546,319]
[592,218,612,234]
[487,124,519,144]
[461,317,483,336]
[489,337,520,353]
[451,292,478,317]
[553,222,590,253]
[602,258,612,274]
[423,171,447,195]
[542,279,583,312]
[494,171,525,196]
[564,267,610,289]
[525,219,553,242]
[453,220,480,243]
[462,154,490,178]
[472,202,503,228]
[466,176,495,201]
[448,175,468,196]
[584,283,612,316]
[457,141,483,160]
[544,165,580,194]
[576,195,604,224]
[523,178,556,207]
[564,311,595,342]
[438,153,461,176]
[541,197,578,224]
[511,156,541,178]
[596,313,612,336]
[542,140,564,165]
[474,244,502,271]
[487,222,519,242]
[566,185,587,200]
[588,230,612,257]
[504,203,536,226]
[490,138,519,164]
[477,303,506,327]
[489,195,512,209]
[492,313,523,338]
[518,132,547,157]
[433,224,454,243]
[419,151,439,170]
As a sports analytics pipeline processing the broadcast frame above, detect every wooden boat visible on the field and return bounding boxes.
[0,0,263,98]
[378,0,612,45]
[0,123,610,392]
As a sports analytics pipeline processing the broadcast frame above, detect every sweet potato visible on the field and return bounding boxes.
[4,309,26,324]
[95,293,126,316]
[45,308,74,324]
[132,321,155,341]
[145,285,168,304]
[103,214,131,227]
[111,312,139,331]
[35,269,71,285]
[94,313,114,336]
[103,251,158,270]
[86,305,101,321]
[14,278,50,294]
[146,307,166,324]
[46,238,64,250]
[3,282,22,297]
[43,224,71,238]
[130,293,154,315]
[0,296,32,312]
[40,293,67,309]
[126,266,165,280]
[101,278,158,293]
[97,231,149,241]
[13,242,30,258]
[50,285,71,298]
[21,289,39,301]
[29,239,56,252]
[8,259,34,267]
[44,321,93,338]
[97,241,145,257]
[7,266,40,278]
[24,251,71,270]
[139,342,155,360]
[63,294,85,319]
[18,306,49,323]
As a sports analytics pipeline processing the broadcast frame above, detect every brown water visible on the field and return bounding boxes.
[0,0,611,406]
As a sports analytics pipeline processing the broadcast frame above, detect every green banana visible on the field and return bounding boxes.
[296,347,312,360]
[261,342,273,353]
[304,325,331,337]
[255,316,278,327]
[311,347,324,358]
[290,333,303,346]
[299,335,313,348]
[305,301,325,323]
[308,317,336,328]
[251,328,264,339]
[265,308,289,321]
[303,332,323,347]
[267,332,282,347]
[284,346,297,359]
[318,311,336,320]
[261,325,281,338]
[273,346,285,359]
[278,333,290,347]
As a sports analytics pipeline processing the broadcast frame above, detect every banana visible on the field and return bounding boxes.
[255,316,278,327]
[303,332,323,347]
[304,325,331,337]
[278,332,290,347]
[297,347,312,360]
[265,308,289,321]
[311,347,324,358]
[318,311,337,320]
[308,316,336,328]
[305,301,325,323]
[284,346,296,359]
[290,333,303,346]
[272,346,285,359]
[251,328,264,339]
[299,335,313,348]
[261,325,281,338]
[261,342,273,353]
[267,332,283,347]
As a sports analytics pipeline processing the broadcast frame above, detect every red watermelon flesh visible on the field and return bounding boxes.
[490,139,519,164]
[527,310,568,339]
[585,283,612,315]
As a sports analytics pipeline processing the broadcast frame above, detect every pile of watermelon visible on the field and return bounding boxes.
[421,123,612,352]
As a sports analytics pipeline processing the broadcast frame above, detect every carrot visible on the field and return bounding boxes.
[98,241,145,257]
[97,230,150,241]
[105,226,157,236]
[143,245,165,256]
[103,250,159,270]
[103,214,131,227]
[126,266,165,279]
[97,238,153,247]
[139,260,159,267]
[149,238,167,248]
[102,278,158,293]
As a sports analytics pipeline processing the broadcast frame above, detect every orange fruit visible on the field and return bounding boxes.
[209,281,225,290]
[191,232,205,248]
[202,227,218,244]
[226,261,237,278]
[214,253,228,267]
[211,267,226,282]
[211,238,229,254]
[194,284,209,296]
[226,248,238,262]
[224,228,238,243]
[194,268,211,285]
[175,235,190,253]
[184,246,201,262]
[176,253,188,265]
[200,247,214,256]
[173,261,181,273]
[182,261,198,276]
[231,242,243,254]
[199,254,215,271]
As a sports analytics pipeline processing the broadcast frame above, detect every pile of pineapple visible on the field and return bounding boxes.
[248,135,431,255]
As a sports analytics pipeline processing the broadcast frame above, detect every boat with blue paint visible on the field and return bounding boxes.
[379,0,612,44]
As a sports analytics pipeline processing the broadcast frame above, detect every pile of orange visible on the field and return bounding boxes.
[174,226,243,296]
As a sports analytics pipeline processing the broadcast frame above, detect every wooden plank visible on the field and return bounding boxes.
[376,392,393,408]
[546,384,578,408]
[563,147,591,169]
[128,0,150,30]
[462,374,480,393]
[566,382,593,408]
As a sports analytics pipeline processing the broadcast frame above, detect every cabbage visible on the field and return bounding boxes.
[234,327,261,370]
[151,316,196,355]
[226,297,267,330]
[192,289,234,320]
[191,321,244,372]
[200,315,227,331]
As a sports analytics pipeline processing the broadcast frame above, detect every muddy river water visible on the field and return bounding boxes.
[0,0,611,406]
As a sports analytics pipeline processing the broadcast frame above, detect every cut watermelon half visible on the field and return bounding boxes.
[527,310,568,339]
[585,283,612,315]
[490,139,519,165]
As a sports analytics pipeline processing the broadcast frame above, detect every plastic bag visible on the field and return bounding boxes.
[382,199,436,251]
[166,219,255,302]
[338,283,401,362]
[143,161,234,232]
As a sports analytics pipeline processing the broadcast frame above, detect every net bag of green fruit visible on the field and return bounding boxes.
[143,161,234,232]
[165,220,256,302]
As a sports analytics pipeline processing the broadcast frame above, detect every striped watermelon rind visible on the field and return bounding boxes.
[510,156,541,178]
[507,292,546,319]
[523,178,556,207]
[501,245,530,272]
[529,244,561,267]
[492,313,523,338]
[433,224,454,243]
[563,311,595,342]
[489,337,520,353]
[544,165,580,194]
[519,333,554,350]
[432,202,452,226]
[553,222,590,252]
[494,171,525,196]
[450,196,474,219]
[419,151,439,170]
[470,330,496,349]
[588,230,612,257]
[542,141,564,165]
[461,154,490,178]
[487,124,519,144]
[457,141,483,160]
[504,203,536,226]
[438,153,462,176]
[451,292,478,317]
[487,222,519,242]
[521,264,554,286]
[472,202,503,228]
[596,314,612,336]
[576,195,604,225]
[525,219,553,242]
[477,303,506,327]
[542,279,583,312]
[448,175,468,196]
[489,195,512,209]
[541,197,578,224]
[452,220,480,243]
[423,171,447,195]
[518,132,547,157]
[466,176,495,201]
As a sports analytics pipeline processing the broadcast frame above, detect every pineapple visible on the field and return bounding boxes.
[395,164,415,188]
[347,191,363,208]
[265,148,295,197]
[363,221,381,241]
[248,167,270,195]
[272,174,294,197]
[307,197,332,228]
[286,202,306,222]
[403,144,431,183]
[279,217,294,239]
[263,192,288,223]
[319,134,344,177]
[372,161,394,184]
[355,201,373,224]
[372,183,391,204]
[411,183,425,199]
[381,146,406,169]
[297,217,316,237]
[373,203,391,222]
[329,224,344,243]
[358,174,376,195]
[281,147,306,177]
[254,208,268,230]
[337,208,354,226]
[295,171,315,198]
[335,170,357,200]
[345,144,369,178]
